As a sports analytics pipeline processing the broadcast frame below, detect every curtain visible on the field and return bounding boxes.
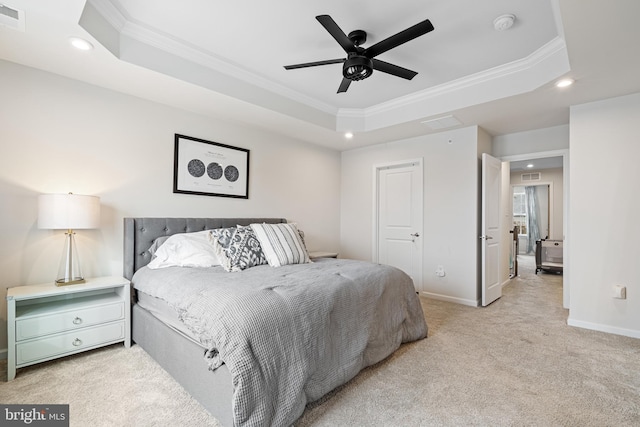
[525,186,541,254]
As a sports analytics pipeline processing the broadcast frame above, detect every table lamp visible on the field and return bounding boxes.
[38,193,101,286]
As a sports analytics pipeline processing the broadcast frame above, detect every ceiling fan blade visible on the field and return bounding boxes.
[337,77,352,93]
[284,58,345,70]
[363,19,434,58]
[372,59,418,80]
[316,15,357,53]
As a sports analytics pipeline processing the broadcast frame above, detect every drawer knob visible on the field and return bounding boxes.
[72,317,83,325]
[72,338,82,347]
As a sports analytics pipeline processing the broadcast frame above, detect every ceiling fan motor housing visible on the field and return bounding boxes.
[343,54,373,81]
[347,29,367,46]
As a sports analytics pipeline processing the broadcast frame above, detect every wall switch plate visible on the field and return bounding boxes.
[435,265,445,277]
[613,285,626,299]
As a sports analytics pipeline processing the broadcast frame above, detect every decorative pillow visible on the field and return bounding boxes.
[210,226,267,272]
[250,223,311,267]
[147,230,219,269]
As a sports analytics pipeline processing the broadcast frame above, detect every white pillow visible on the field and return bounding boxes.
[147,230,219,269]
[250,223,310,267]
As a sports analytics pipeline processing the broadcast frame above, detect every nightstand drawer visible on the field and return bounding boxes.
[16,321,125,365]
[16,301,125,341]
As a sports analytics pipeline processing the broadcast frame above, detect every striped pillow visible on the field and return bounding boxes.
[250,223,311,267]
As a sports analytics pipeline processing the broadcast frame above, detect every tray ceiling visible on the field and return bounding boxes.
[1,0,639,149]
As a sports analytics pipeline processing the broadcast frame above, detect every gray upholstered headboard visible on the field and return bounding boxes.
[123,217,287,280]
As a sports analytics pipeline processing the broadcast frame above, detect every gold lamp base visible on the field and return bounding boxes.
[55,277,85,286]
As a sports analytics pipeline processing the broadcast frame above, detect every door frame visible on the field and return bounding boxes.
[500,149,569,308]
[372,158,424,287]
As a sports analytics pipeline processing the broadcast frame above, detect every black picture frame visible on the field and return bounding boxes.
[173,134,249,199]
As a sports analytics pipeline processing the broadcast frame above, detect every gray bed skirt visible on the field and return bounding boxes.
[132,304,234,426]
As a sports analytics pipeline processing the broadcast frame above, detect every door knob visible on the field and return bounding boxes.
[410,233,420,237]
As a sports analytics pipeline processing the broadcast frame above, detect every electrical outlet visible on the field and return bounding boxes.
[613,285,626,299]
[435,265,445,277]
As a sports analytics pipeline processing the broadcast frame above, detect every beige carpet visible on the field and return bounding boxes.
[1,257,639,426]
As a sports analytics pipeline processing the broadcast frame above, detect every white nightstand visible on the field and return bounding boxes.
[308,251,339,259]
[6,276,131,381]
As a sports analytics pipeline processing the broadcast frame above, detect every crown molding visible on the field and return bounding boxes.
[346,36,567,118]
[87,0,127,31]
[336,36,568,132]
[87,0,337,116]
[85,0,568,134]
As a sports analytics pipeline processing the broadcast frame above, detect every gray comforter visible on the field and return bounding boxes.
[133,258,427,427]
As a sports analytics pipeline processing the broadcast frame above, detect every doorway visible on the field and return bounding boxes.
[502,150,568,308]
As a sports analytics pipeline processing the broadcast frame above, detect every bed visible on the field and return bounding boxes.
[124,217,427,427]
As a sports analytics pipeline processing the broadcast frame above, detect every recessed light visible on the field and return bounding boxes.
[68,37,94,51]
[555,78,574,88]
[344,132,354,139]
[526,164,534,168]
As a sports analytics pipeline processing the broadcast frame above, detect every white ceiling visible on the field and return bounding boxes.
[1,0,639,151]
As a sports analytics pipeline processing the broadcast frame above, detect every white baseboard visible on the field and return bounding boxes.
[420,291,479,307]
[567,318,640,339]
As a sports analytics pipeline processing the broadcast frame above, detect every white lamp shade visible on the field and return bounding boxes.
[38,193,101,230]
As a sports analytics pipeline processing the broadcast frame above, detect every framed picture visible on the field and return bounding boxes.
[173,134,249,199]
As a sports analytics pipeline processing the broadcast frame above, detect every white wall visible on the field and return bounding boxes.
[0,60,342,350]
[493,124,569,157]
[567,92,640,338]
[341,126,483,306]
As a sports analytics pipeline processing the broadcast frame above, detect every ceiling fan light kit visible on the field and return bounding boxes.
[343,54,373,81]
[284,14,434,93]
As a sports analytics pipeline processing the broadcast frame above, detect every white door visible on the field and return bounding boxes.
[481,153,502,306]
[375,160,423,291]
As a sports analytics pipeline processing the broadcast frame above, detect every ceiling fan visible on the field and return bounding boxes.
[284,15,434,93]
